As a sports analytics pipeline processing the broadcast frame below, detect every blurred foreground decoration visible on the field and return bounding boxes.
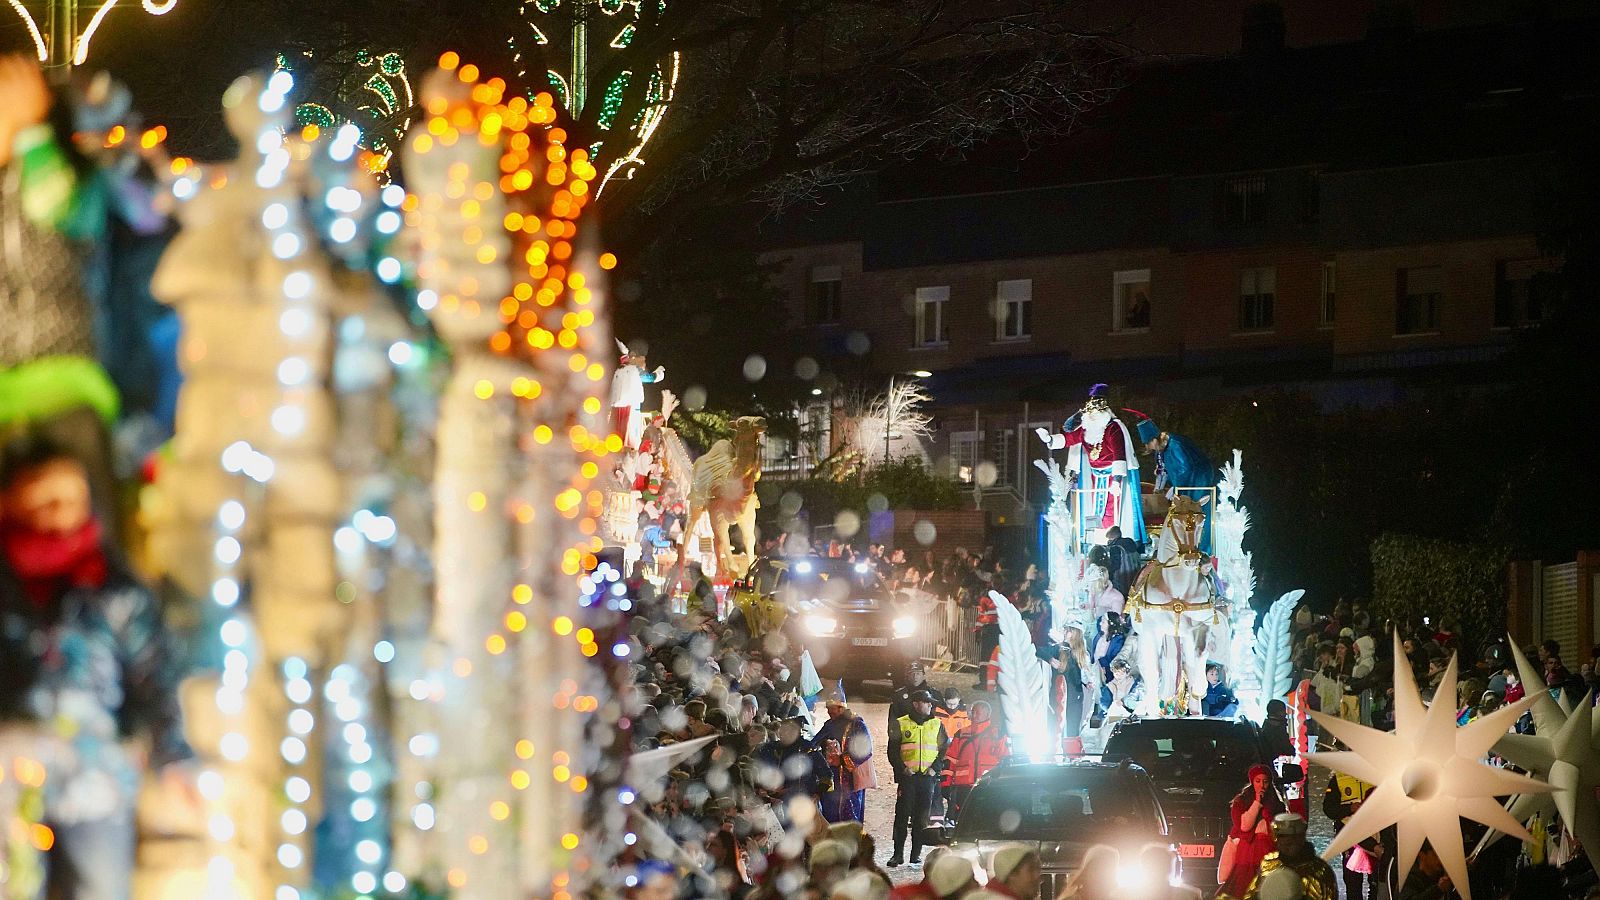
[141,69,425,897]
[404,55,617,896]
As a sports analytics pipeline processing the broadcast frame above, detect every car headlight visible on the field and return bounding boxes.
[1114,861,1154,892]
[803,614,838,636]
[893,615,917,638]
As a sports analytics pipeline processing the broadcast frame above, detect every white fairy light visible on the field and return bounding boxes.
[270,405,306,437]
[262,203,289,229]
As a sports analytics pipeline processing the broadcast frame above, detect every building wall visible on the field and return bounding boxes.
[762,159,1550,383]
[1331,235,1539,355]
[1177,245,1332,353]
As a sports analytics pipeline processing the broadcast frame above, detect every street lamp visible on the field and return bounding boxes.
[882,370,932,463]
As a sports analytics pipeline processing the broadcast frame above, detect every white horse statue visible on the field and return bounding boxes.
[1126,495,1228,716]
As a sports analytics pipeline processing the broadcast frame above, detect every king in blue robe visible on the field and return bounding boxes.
[1134,417,1220,554]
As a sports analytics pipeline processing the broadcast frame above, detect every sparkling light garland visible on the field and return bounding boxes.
[405,53,619,897]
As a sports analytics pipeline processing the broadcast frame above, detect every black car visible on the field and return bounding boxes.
[758,556,919,681]
[946,760,1182,900]
[1101,717,1270,887]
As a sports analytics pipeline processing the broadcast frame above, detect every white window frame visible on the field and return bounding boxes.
[950,430,980,484]
[994,278,1033,342]
[914,285,950,347]
[1319,261,1336,328]
[988,428,1015,488]
[1112,269,1152,333]
[1238,266,1276,333]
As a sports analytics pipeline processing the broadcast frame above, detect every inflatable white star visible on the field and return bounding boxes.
[1308,634,1550,900]
[1480,640,1600,869]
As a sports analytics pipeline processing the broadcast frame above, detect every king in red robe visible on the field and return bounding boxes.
[1036,383,1147,549]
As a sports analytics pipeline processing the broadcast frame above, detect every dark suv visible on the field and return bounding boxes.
[1101,717,1270,887]
[744,556,919,681]
[946,759,1181,899]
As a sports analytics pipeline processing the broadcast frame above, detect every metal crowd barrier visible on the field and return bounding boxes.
[908,598,980,669]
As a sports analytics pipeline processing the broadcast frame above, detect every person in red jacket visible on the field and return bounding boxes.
[942,700,1008,818]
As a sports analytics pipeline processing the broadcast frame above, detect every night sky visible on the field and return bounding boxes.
[12,0,1594,158]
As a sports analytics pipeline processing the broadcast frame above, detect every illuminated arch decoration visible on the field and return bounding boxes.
[403,54,623,898]
[274,49,415,176]
[4,0,179,66]
[508,0,682,196]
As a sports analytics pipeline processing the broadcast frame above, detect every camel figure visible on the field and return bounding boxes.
[682,416,766,580]
[1126,495,1227,716]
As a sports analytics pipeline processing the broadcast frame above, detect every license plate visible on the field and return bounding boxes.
[1180,844,1216,858]
[851,637,888,647]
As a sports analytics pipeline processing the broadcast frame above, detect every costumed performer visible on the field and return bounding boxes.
[1220,763,1287,899]
[1241,814,1337,900]
[610,339,664,450]
[1035,383,1147,549]
[1131,412,1221,554]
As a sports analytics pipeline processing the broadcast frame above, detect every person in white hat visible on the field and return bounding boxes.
[986,844,1042,899]
[809,839,854,895]
[925,852,980,898]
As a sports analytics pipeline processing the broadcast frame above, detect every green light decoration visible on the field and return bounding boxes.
[512,0,680,195]
[274,48,415,165]
[596,70,630,132]
[546,70,571,110]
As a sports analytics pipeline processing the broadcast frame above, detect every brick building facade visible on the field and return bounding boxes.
[754,9,1590,534]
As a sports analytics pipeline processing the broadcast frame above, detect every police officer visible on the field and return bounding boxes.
[888,689,949,868]
[887,659,930,738]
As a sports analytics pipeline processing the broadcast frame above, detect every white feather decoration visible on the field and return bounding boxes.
[993,590,1054,756]
[1033,457,1084,635]
[1252,590,1305,702]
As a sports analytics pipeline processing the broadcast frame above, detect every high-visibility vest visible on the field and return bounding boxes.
[936,707,971,738]
[898,715,942,775]
[1333,773,1371,808]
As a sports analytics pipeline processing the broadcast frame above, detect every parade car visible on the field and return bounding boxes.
[1100,716,1270,887]
[743,556,919,682]
[945,759,1182,900]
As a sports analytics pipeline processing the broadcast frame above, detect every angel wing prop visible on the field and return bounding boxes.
[992,590,1054,757]
[625,735,718,792]
[1252,590,1304,702]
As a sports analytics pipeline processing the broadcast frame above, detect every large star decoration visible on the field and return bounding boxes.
[1308,634,1551,900]
[1478,639,1600,869]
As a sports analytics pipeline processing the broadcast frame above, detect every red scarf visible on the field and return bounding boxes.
[2,519,109,608]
